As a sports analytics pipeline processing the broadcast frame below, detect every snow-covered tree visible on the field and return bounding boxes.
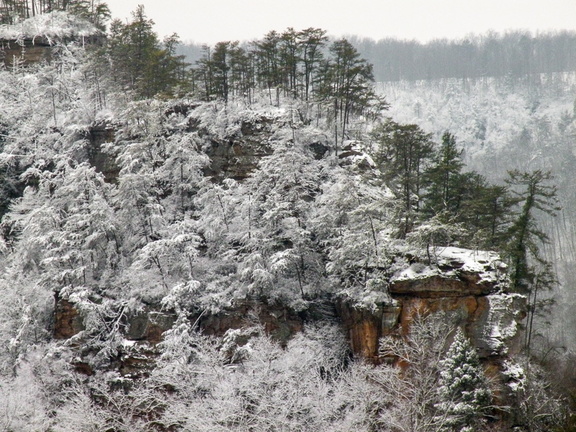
[239,138,325,301]
[6,162,119,297]
[435,329,492,432]
[311,168,399,300]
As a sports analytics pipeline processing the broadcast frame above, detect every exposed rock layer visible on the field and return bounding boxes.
[0,38,52,67]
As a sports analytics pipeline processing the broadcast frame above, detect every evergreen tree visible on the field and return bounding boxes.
[505,169,559,294]
[435,329,492,432]
[253,30,283,105]
[103,5,189,98]
[298,27,328,102]
[228,43,255,103]
[422,131,465,219]
[373,120,434,237]
[194,44,215,101]
[461,180,514,250]
[279,27,301,98]
[318,38,376,151]
[504,170,559,355]
[194,41,253,103]
[210,41,235,103]
[421,132,516,249]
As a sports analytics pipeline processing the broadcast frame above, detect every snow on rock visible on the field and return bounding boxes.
[391,247,508,297]
[482,292,526,356]
[501,360,526,392]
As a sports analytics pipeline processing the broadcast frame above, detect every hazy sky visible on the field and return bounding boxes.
[104,0,576,44]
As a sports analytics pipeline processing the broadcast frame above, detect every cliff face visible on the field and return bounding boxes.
[201,115,276,181]
[54,247,523,368]
[0,11,101,67]
[0,38,52,67]
[86,123,119,182]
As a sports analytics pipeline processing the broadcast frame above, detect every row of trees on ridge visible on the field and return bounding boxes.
[0,0,110,26]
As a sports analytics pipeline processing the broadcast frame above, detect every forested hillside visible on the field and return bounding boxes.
[353,32,576,81]
[0,3,573,431]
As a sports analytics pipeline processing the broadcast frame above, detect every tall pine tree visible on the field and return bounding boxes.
[505,169,559,354]
[373,120,434,238]
[505,169,559,294]
[422,131,464,219]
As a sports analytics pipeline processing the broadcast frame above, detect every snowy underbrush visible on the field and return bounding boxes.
[0,11,99,42]
[1,315,550,432]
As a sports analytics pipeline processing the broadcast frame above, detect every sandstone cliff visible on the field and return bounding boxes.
[54,246,524,376]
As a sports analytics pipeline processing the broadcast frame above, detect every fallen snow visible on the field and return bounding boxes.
[394,246,508,285]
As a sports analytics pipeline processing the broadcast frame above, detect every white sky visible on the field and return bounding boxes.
[104,0,576,45]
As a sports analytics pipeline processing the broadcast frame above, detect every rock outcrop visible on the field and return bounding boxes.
[53,298,84,340]
[337,247,524,362]
[202,117,275,181]
[54,247,524,370]
[85,123,119,182]
[0,38,52,67]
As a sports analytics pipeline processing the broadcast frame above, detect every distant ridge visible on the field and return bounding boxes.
[350,31,576,82]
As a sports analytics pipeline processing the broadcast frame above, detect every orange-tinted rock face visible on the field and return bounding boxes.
[53,298,84,339]
[398,296,485,332]
[51,245,521,377]
[391,274,496,297]
[396,295,493,355]
[197,300,304,346]
[353,320,380,358]
[335,294,495,363]
[336,301,402,361]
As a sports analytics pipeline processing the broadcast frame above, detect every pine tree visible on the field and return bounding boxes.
[279,27,301,98]
[422,131,465,219]
[420,133,517,249]
[373,119,434,237]
[504,170,559,355]
[210,41,234,103]
[103,5,189,98]
[253,30,283,105]
[505,169,559,294]
[298,27,328,102]
[319,38,376,152]
[460,181,514,249]
[435,329,492,432]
